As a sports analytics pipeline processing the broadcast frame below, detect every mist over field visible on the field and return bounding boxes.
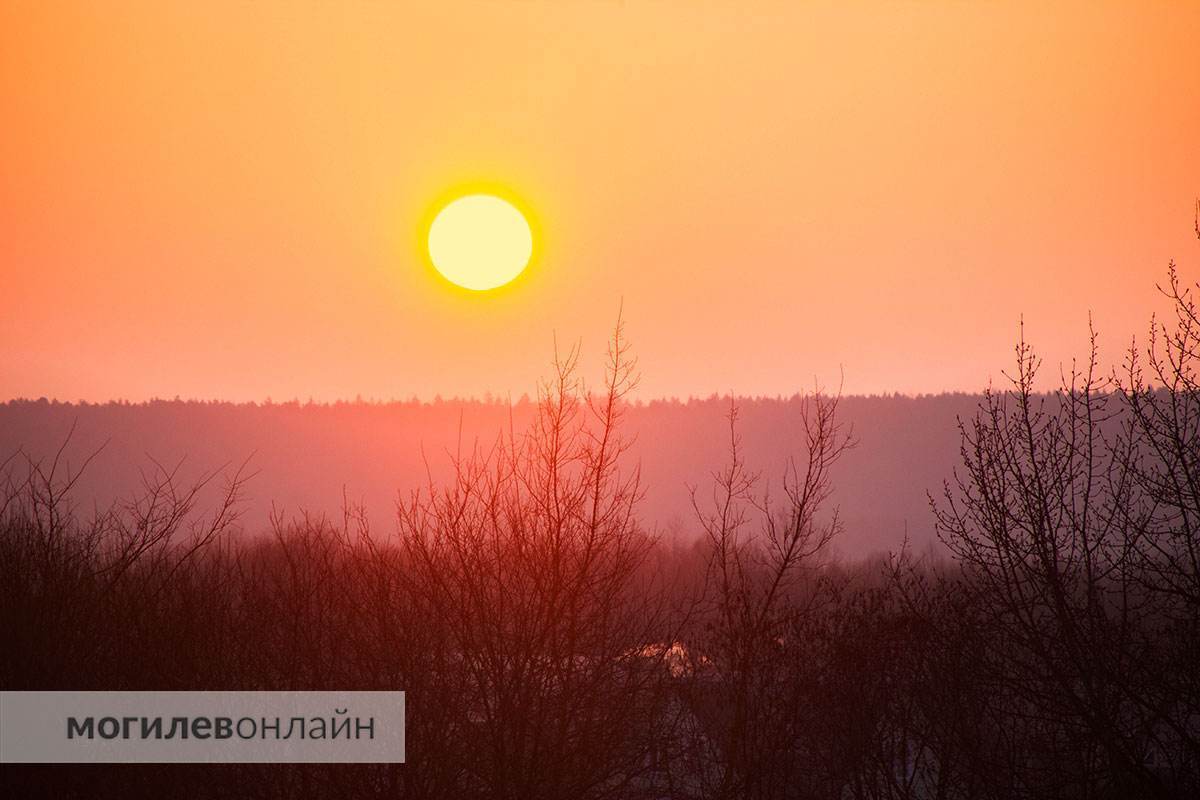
[0,394,972,555]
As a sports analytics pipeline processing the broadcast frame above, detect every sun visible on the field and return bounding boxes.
[427,194,533,291]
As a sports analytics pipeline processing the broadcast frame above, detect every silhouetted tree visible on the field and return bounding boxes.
[933,227,1200,799]
[677,390,853,799]
[394,319,677,800]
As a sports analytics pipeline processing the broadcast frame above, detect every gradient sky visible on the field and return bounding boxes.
[2,1,1198,402]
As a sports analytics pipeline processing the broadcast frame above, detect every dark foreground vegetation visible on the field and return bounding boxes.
[2,255,1198,799]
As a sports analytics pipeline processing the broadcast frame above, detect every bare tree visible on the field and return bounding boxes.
[935,220,1200,799]
[0,427,250,690]
[394,319,675,800]
[680,388,854,799]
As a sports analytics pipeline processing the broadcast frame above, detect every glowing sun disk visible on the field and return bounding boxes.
[427,194,533,291]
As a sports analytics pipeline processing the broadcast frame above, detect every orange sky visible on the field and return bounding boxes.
[2,1,1198,402]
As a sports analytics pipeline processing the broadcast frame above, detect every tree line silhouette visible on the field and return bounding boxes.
[0,386,977,556]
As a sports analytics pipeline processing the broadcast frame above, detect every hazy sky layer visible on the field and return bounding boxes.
[2,1,1198,401]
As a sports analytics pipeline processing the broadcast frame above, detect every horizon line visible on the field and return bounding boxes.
[0,388,1077,408]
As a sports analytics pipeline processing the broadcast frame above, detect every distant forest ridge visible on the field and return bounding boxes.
[1,393,1007,554]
